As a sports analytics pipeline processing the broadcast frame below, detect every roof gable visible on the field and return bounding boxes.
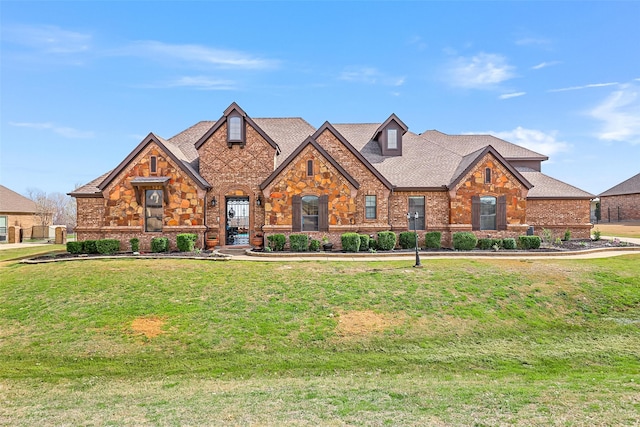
[260,136,359,190]
[312,122,393,190]
[449,145,533,190]
[97,133,210,191]
[194,102,280,153]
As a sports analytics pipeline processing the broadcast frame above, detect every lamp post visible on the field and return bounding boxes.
[407,211,422,268]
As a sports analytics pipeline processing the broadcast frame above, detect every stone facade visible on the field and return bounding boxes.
[600,193,640,222]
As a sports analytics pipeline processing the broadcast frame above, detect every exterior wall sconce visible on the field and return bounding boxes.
[256,195,262,206]
[211,196,217,207]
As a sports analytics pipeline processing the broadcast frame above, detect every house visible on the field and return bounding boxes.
[598,172,640,222]
[0,185,38,242]
[69,102,594,251]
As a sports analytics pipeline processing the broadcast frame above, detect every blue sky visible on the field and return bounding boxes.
[1,1,639,197]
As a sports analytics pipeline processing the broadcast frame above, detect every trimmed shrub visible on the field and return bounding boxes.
[67,241,83,254]
[503,237,517,250]
[424,231,441,249]
[129,237,140,253]
[518,235,541,249]
[358,234,370,251]
[96,239,120,255]
[399,231,417,249]
[151,237,169,253]
[563,229,571,241]
[341,232,361,253]
[452,232,477,251]
[309,239,321,252]
[289,234,308,252]
[377,231,397,251]
[477,238,503,250]
[83,240,98,254]
[368,238,379,251]
[177,233,198,252]
[267,234,286,251]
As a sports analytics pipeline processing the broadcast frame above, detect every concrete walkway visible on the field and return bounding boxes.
[0,242,54,250]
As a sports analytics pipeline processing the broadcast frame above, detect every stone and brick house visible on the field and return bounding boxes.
[0,185,38,242]
[598,172,640,222]
[70,102,594,250]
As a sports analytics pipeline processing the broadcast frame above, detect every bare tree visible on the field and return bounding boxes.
[26,189,77,230]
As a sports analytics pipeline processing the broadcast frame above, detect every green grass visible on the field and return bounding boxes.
[0,244,66,262]
[1,255,639,425]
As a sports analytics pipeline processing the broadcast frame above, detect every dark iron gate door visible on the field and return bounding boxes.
[225,197,249,245]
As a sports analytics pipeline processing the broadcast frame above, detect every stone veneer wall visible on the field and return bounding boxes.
[198,121,275,240]
[600,193,640,222]
[527,199,592,238]
[450,153,528,227]
[75,143,207,251]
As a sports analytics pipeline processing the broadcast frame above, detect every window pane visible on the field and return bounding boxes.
[229,116,242,140]
[301,195,319,231]
[408,196,425,230]
[145,190,163,232]
[365,195,376,219]
[480,196,496,230]
[387,129,397,149]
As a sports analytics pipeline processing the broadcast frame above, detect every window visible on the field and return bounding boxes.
[301,195,319,231]
[480,196,496,230]
[228,116,242,141]
[408,196,425,230]
[150,156,157,174]
[485,167,491,184]
[387,128,398,150]
[307,160,314,176]
[0,216,7,241]
[365,195,377,220]
[145,189,163,232]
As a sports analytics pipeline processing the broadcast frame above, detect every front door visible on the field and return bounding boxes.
[225,197,249,245]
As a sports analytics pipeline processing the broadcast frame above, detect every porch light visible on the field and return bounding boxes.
[210,196,217,207]
[256,195,262,206]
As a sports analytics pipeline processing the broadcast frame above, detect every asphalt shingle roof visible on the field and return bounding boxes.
[0,185,37,213]
[598,172,640,197]
[71,110,590,199]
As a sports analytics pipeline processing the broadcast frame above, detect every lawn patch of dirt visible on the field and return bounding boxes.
[130,316,165,339]
[334,310,405,338]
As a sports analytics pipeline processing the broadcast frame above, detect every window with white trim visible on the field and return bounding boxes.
[365,195,377,220]
[387,129,398,150]
[228,116,242,142]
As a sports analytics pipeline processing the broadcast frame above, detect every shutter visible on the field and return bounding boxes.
[471,196,480,231]
[497,195,507,231]
[292,195,301,232]
[319,195,329,232]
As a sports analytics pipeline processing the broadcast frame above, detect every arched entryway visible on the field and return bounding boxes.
[225,196,249,245]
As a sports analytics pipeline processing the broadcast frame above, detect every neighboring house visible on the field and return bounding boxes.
[70,102,594,250]
[0,185,38,241]
[598,172,640,222]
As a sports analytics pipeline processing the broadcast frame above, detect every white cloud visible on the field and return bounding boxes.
[548,82,619,92]
[156,76,237,90]
[532,61,560,70]
[2,24,91,54]
[479,127,570,157]
[339,67,405,86]
[445,53,515,89]
[113,41,278,69]
[590,83,640,144]
[515,37,551,47]
[499,92,526,100]
[9,122,94,139]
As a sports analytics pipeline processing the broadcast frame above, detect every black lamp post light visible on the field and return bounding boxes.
[407,211,422,268]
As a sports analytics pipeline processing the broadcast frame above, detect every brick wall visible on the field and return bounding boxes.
[527,198,592,238]
[198,120,275,240]
[2,213,38,240]
[600,193,640,221]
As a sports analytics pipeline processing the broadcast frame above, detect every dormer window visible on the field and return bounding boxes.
[228,115,242,142]
[387,129,398,150]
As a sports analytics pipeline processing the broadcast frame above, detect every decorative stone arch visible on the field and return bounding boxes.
[210,183,263,245]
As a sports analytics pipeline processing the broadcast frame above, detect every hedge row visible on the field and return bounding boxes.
[451,233,541,251]
[66,239,120,255]
[67,233,200,255]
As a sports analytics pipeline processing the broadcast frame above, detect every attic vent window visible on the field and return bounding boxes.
[387,129,398,150]
[150,156,157,174]
[485,168,491,183]
[307,160,313,176]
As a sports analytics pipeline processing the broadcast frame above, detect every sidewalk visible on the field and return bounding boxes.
[0,242,54,250]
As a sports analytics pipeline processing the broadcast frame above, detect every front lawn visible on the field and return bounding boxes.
[1,256,639,425]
